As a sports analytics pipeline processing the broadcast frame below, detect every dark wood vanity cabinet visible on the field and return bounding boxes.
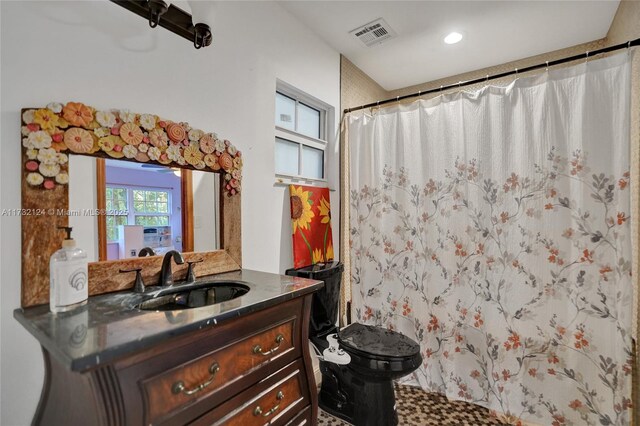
[33,295,317,426]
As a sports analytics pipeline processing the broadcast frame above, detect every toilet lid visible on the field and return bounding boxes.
[338,323,421,360]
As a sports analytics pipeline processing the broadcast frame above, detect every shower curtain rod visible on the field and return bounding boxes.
[344,37,640,114]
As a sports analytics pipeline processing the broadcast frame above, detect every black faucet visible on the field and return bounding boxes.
[138,247,156,257]
[160,250,185,287]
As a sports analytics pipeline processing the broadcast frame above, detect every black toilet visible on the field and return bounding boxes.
[286,262,422,426]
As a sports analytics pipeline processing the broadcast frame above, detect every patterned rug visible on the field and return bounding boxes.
[317,383,507,426]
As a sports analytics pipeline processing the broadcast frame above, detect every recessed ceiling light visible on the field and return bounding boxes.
[444,32,463,45]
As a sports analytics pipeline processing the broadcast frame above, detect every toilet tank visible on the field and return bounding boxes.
[286,262,344,339]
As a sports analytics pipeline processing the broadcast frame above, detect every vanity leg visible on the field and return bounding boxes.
[31,347,51,426]
[31,347,117,426]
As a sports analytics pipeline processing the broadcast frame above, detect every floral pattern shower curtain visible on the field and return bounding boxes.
[347,54,633,425]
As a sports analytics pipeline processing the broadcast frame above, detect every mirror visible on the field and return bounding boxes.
[69,155,220,261]
[20,103,243,307]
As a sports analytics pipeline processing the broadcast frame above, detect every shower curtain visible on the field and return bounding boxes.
[347,53,633,425]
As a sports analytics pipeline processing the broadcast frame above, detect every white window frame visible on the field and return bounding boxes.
[275,80,334,185]
[105,184,172,241]
[131,187,172,225]
[105,185,130,243]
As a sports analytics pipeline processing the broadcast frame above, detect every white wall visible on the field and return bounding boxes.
[0,2,340,424]
[192,171,219,252]
[68,155,98,261]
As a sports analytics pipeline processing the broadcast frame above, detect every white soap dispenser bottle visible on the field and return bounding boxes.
[50,226,88,313]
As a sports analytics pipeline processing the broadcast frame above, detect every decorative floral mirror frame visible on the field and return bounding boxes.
[20,102,242,308]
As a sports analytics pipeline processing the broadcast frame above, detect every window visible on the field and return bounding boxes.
[275,81,333,182]
[134,216,170,226]
[106,186,171,241]
[132,189,170,226]
[105,187,128,242]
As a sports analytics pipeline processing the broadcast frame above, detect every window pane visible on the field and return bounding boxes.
[106,188,112,199]
[106,216,128,241]
[145,191,156,202]
[135,216,169,226]
[107,228,117,243]
[297,103,320,139]
[133,190,144,202]
[114,188,127,201]
[158,202,168,213]
[146,202,158,213]
[276,92,295,130]
[135,216,154,226]
[275,138,299,176]
[302,145,324,179]
[106,199,113,210]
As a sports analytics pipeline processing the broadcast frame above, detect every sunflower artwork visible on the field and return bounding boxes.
[289,185,334,268]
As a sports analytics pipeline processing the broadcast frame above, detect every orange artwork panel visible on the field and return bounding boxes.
[289,185,334,268]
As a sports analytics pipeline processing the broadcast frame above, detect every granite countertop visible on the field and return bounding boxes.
[14,269,323,372]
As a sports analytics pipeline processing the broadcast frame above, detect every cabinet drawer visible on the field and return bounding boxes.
[114,298,306,425]
[284,406,312,426]
[143,319,296,423]
[191,359,309,426]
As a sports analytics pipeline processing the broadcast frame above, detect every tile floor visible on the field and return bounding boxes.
[317,383,507,425]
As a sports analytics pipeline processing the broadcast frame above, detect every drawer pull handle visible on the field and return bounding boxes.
[253,334,285,356]
[253,391,285,417]
[171,362,220,396]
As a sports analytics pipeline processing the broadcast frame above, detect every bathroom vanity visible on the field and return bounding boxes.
[15,103,325,425]
[14,269,323,426]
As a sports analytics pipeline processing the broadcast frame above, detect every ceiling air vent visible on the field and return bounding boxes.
[350,18,396,48]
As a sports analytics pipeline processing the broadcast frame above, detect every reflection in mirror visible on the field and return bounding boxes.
[68,156,219,261]
[104,159,183,259]
[192,170,219,252]
[68,155,99,262]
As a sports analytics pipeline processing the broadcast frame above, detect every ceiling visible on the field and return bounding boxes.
[279,1,620,90]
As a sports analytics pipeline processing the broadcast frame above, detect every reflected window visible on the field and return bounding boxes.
[105,185,172,242]
[105,187,128,242]
[133,189,170,215]
[106,215,128,242]
[135,216,170,226]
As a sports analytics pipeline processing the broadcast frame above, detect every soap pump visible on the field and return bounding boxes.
[49,226,88,313]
